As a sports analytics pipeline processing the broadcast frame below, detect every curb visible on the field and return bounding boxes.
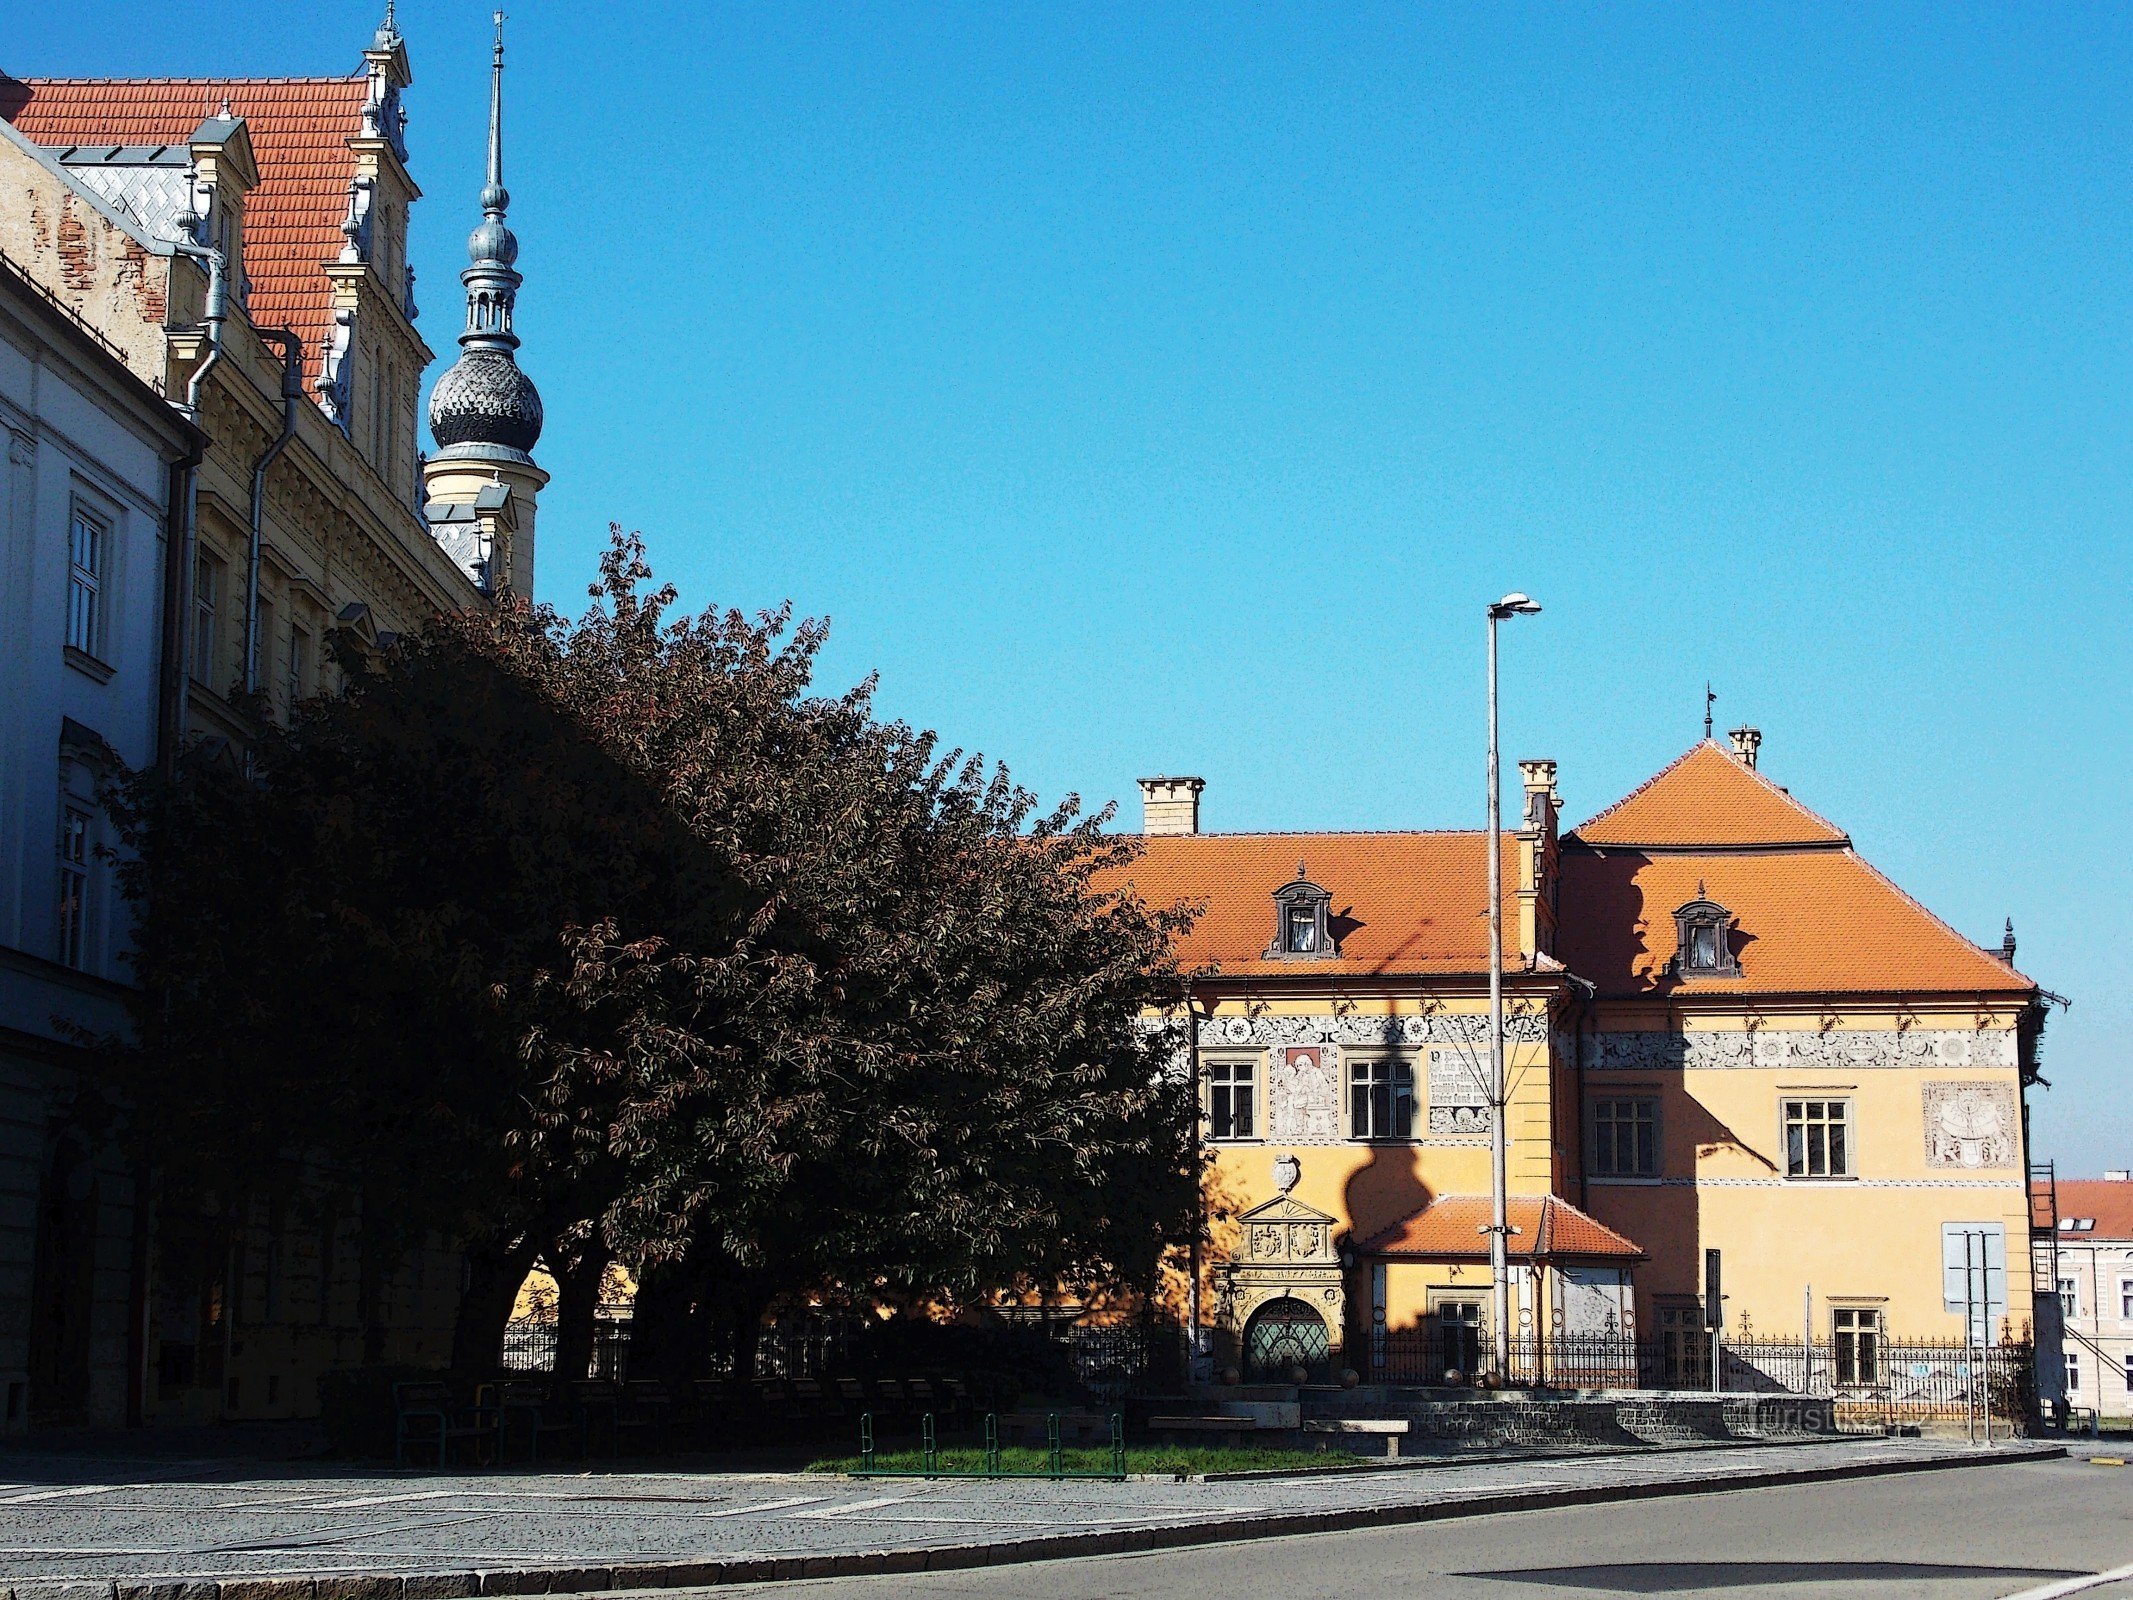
[7,1443,2063,1599]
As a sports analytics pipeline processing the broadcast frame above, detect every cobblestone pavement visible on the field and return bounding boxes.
[0,1437,2057,1594]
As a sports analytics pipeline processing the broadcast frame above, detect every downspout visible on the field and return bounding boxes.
[244,330,301,699]
[158,239,224,770]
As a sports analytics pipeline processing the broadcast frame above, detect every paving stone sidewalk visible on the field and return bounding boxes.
[0,1436,2060,1598]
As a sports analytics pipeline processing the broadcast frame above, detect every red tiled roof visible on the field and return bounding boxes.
[2043,1180,2133,1242]
[1091,832,1519,979]
[1569,741,1850,849]
[1359,1194,1645,1261]
[2,76,368,362]
[1559,743,2030,999]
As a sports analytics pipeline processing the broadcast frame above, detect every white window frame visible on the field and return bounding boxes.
[2118,1278,2133,1322]
[2067,1349,2083,1397]
[66,499,109,663]
[2060,1276,2080,1319]
[1783,1097,1854,1179]
[1204,1056,1258,1143]
[1832,1305,1884,1386]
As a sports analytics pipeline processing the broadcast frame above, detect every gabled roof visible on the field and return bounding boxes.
[1558,741,2031,999]
[2,75,370,362]
[1358,1194,1645,1261]
[2043,1180,2133,1242]
[1091,831,1520,980]
[1568,741,1849,850]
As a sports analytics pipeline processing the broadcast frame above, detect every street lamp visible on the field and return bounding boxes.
[1486,592,1541,1381]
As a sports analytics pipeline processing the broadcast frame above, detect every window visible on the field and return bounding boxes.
[193,554,221,685]
[2122,1355,2133,1395]
[1206,1060,1255,1141]
[286,624,310,711]
[1833,1307,1882,1385]
[2120,1280,2133,1321]
[1285,906,1318,953]
[55,804,89,969]
[1784,1099,1853,1178]
[1657,1305,1710,1388]
[1673,888,1740,978]
[2060,1277,2080,1318]
[1350,1058,1415,1140]
[254,598,274,699]
[1434,1299,1483,1379]
[1592,1097,1658,1177]
[67,503,107,660]
[2066,1350,2082,1397]
[1265,867,1333,959]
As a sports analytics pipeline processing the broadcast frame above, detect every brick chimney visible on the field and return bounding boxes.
[1137,776,1205,836]
[1728,726,1762,769]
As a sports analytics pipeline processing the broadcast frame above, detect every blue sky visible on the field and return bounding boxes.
[14,3,2131,1172]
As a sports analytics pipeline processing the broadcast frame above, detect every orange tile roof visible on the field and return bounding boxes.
[2,75,370,364]
[1092,831,1520,979]
[1559,744,2030,999]
[1358,1194,1645,1261]
[1569,740,1849,849]
[2044,1180,2133,1242]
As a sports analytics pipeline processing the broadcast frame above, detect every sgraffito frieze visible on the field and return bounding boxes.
[1586,1029,2015,1074]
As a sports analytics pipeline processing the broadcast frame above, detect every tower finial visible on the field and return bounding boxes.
[1704,683,1715,741]
[486,13,507,204]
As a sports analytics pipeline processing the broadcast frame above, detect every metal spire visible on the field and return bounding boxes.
[1704,683,1716,741]
[486,12,506,205]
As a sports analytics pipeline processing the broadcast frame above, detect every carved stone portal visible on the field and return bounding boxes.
[1219,1192,1346,1360]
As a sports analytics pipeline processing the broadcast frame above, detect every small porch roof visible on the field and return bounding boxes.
[1357,1194,1646,1263]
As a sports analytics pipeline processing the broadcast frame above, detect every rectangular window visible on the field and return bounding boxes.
[2060,1277,2080,1318]
[2123,1355,2133,1395]
[1206,1060,1255,1142]
[1833,1307,1882,1386]
[2067,1350,2082,1396]
[193,555,220,685]
[1784,1098,1853,1178]
[56,805,89,969]
[1657,1304,1710,1388]
[67,504,106,659]
[1592,1097,1658,1177]
[1350,1058,1415,1140]
[1687,922,1719,969]
[2121,1280,2133,1321]
[1285,906,1317,953]
[287,624,310,712]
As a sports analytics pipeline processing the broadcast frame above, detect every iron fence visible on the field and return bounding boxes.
[1363,1330,2034,1426]
[497,1306,634,1380]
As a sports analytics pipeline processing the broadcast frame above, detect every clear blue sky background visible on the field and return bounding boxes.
[14,4,2130,1171]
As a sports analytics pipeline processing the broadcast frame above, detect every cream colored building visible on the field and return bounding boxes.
[2045,1177,2133,1424]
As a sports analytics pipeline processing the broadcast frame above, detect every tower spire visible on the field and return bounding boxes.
[486,11,505,198]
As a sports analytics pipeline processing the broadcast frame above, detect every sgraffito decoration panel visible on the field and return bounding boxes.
[1588,1029,2016,1073]
[1920,1080,2019,1170]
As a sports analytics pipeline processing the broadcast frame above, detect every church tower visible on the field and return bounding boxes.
[423,11,547,596]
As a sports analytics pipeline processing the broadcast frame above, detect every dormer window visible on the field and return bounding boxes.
[1268,864,1334,959]
[1673,885,1740,978]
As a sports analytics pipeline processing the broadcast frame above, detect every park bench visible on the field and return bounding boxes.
[495,1379,579,1463]
[394,1380,496,1468]
[1147,1414,1264,1449]
[1303,1417,1411,1457]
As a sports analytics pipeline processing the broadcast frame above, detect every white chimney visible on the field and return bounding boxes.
[1138,776,1205,836]
[1728,726,1762,769]
[2106,1170,2131,1183]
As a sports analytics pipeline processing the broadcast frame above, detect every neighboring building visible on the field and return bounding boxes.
[0,257,201,1428]
[0,10,549,1428]
[1103,730,2046,1383]
[2043,1175,2133,1424]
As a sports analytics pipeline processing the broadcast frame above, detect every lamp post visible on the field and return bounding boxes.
[1486,591,1542,1381]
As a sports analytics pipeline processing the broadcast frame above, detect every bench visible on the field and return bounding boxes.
[1304,1418,1411,1457]
[394,1380,496,1468]
[1147,1414,1263,1450]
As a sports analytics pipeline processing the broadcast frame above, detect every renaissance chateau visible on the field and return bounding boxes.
[1107,730,2048,1388]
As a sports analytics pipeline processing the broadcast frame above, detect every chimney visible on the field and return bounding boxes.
[1137,776,1205,836]
[1515,760,1560,961]
[2107,1171,2131,1183]
[2000,919,2017,965]
[1728,726,1762,769]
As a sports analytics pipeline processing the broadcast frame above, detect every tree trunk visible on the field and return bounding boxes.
[451,1236,536,1374]
[553,1239,613,1382]
[627,1258,698,1388]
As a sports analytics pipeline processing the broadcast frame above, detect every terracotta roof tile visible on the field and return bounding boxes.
[2042,1180,2133,1242]
[2,75,368,364]
[1569,741,1850,849]
[1359,1194,1645,1261]
[1092,831,1518,979]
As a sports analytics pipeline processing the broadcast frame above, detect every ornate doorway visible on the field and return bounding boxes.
[1244,1296,1331,1381]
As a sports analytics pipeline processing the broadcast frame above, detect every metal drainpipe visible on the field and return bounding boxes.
[244,330,302,699]
[158,239,224,770]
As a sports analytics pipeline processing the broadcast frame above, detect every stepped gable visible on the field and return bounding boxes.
[1091,830,1519,979]
[2,75,370,362]
[1559,741,2031,999]
[1359,1194,1645,1261]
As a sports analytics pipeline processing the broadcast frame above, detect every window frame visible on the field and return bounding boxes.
[2119,1278,2133,1322]
[1265,871,1335,960]
[1348,1055,1416,1142]
[1782,1097,1856,1179]
[65,498,110,666]
[1202,1055,1260,1143]
[1672,892,1741,979]
[192,552,223,687]
[2060,1276,2080,1319]
[55,802,90,970]
[1591,1095,1660,1179]
[1831,1305,1884,1387]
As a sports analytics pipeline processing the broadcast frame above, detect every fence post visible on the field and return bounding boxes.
[1110,1413,1125,1480]
[921,1412,938,1475]
[860,1412,875,1474]
[1046,1412,1063,1480]
[984,1412,1000,1475]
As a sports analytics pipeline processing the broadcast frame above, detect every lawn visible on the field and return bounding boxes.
[805,1444,1363,1477]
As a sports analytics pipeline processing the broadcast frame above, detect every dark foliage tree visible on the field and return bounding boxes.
[106,529,1197,1372]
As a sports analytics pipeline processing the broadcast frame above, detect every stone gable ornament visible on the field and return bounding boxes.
[1272,1152,1301,1194]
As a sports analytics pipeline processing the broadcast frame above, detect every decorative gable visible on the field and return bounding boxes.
[1237,1192,1338,1267]
[1265,864,1335,958]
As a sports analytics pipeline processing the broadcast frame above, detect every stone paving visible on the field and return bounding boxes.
[0,1436,2059,1597]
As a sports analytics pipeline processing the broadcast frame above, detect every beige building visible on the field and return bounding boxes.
[2045,1177,2133,1424]
[0,11,547,1426]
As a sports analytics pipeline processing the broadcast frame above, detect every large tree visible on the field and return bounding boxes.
[106,529,1197,1370]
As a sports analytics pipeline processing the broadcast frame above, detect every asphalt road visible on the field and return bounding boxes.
[722,1452,2133,1600]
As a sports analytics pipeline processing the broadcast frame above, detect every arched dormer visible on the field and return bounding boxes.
[1266,863,1335,959]
[1673,884,1741,979]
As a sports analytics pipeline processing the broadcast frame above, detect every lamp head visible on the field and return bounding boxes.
[1489,592,1543,619]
